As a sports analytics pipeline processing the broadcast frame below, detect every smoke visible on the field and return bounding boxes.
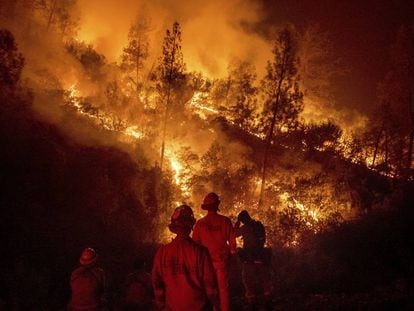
[77,0,272,77]
[0,0,371,154]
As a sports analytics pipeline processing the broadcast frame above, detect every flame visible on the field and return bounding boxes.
[189,91,218,119]
[165,148,191,198]
[66,84,145,140]
[68,84,82,109]
[124,126,144,139]
[280,192,320,228]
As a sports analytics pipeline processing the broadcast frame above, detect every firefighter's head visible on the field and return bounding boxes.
[168,204,196,235]
[79,247,98,266]
[237,210,252,224]
[201,192,220,211]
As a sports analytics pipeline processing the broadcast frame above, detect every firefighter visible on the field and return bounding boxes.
[193,192,236,311]
[235,210,272,308]
[152,205,219,311]
[124,257,153,310]
[69,247,106,311]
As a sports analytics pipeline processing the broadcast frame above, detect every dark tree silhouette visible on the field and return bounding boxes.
[258,28,303,207]
[0,29,24,89]
[226,60,258,133]
[121,16,151,96]
[156,21,186,170]
[374,25,414,178]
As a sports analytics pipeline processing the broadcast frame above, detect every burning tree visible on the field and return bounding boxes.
[226,60,259,133]
[156,21,186,170]
[258,28,304,207]
[121,15,151,97]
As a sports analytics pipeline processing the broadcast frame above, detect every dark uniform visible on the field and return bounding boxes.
[235,210,272,305]
[69,248,106,311]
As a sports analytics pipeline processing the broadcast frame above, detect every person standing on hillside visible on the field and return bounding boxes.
[193,192,237,311]
[235,210,272,308]
[69,247,107,311]
[152,204,219,311]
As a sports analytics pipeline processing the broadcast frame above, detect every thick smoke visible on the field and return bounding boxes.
[77,0,272,77]
[0,0,369,153]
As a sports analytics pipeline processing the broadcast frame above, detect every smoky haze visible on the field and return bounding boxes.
[2,0,412,142]
[78,0,272,77]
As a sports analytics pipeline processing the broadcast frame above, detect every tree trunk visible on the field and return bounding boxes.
[159,31,178,171]
[258,66,286,207]
[258,105,278,208]
[160,87,171,170]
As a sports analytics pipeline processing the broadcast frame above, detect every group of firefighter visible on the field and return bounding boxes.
[69,192,272,310]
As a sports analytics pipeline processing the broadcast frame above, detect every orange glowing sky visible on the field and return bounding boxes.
[75,0,414,132]
[77,0,272,77]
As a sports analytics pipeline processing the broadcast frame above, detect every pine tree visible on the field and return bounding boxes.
[121,16,151,96]
[157,21,186,170]
[376,25,414,178]
[258,28,303,207]
[226,60,258,133]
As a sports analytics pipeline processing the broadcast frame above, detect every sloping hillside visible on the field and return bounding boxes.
[0,91,162,308]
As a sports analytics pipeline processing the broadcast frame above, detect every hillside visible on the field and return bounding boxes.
[0,91,161,308]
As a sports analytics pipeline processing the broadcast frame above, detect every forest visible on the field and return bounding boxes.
[0,0,413,309]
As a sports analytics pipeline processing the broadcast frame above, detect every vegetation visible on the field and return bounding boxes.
[0,4,413,308]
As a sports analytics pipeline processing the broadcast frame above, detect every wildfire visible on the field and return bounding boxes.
[66,84,145,141]
[68,84,82,109]
[279,192,320,229]
[189,91,218,119]
[124,126,144,139]
[165,148,191,198]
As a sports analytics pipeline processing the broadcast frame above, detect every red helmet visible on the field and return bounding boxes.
[201,192,220,211]
[79,247,97,265]
[169,205,196,233]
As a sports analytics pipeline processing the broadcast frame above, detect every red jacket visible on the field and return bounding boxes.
[193,211,236,263]
[70,265,105,310]
[152,235,219,311]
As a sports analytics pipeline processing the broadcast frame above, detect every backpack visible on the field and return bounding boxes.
[252,220,265,249]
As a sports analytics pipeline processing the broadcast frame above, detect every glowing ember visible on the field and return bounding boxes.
[280,192,320,230]
[68,84,82,109]
[189,91,218,119]
[124,126,144,139]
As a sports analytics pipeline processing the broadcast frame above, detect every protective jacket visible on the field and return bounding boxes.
[152,235,219,311]
[69,265,105,310]
[236,219,265,250]
[236,219,272,303]
[193,211,236,263]
[193,211,236,311]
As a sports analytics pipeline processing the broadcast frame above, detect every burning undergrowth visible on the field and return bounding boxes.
[2,2,414,308]
[14,4,414,261]
[0,2,396,250]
